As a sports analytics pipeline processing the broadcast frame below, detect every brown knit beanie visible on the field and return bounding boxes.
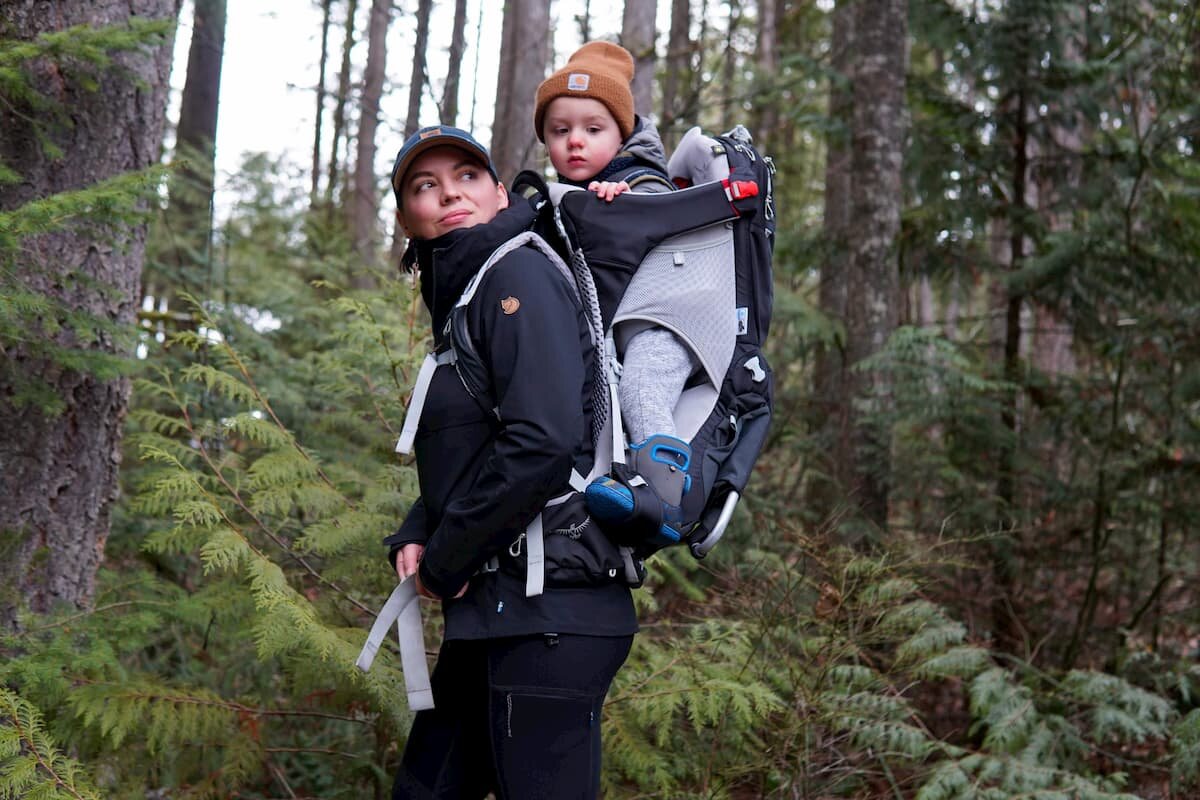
[534,41,636,142]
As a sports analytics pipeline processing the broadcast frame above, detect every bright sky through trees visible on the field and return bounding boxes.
[168,0,666,216]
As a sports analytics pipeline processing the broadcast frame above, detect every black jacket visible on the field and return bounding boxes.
[385,196,637,640]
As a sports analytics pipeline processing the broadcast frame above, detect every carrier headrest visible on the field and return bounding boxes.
[667,126,731,188]
[547,182,585,206]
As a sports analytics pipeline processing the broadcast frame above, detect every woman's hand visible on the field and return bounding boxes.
[413,571,469,601]
[588,180,631,202]
[399,544,468,600]
[395,543,425,581]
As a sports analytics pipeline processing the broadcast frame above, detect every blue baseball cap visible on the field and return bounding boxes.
[390,125,498,205]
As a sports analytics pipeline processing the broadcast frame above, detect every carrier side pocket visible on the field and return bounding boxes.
[538,493,633,587]
[681,343,774,536]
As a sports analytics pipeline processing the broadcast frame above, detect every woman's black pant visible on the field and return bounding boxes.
[391,632,634,800]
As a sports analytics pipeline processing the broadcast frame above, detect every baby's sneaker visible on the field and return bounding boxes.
[585,435,692,550]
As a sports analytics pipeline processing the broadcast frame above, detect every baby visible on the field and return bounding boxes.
[534,42,697,544]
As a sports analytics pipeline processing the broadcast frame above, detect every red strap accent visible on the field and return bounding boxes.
[672,177,693,189]
[730,180,759,199]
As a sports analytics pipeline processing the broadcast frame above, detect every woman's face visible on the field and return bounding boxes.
[396,145,508,240]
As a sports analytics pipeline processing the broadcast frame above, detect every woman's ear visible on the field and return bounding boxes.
[395,208,412,237]
[496,182,509,210]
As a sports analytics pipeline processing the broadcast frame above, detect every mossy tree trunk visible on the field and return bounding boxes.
[843,0,907,530]
[808,0,854,528]
[0,0,181,629]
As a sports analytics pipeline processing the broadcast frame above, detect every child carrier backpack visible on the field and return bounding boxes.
[504,123,776,565]
[357,125,776,712]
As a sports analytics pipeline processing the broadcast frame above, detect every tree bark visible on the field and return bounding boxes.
[468,0,486,131]
[312,0,333,206]
[754,0,779,143]
[490,0,552,181]
[722,0,740,118]
[661,0,691,139]
[842,0,907,529]
[442,0,469,126]
[0,0,181,629]
[405,0,433,138]
[621,0,658,117]
[174,0,226,217]
[325,0,359,211]
[808,0,854,525]
[349,0,390,286]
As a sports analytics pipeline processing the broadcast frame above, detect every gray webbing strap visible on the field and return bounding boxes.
[620,547,640,584]
[458,231,579,309]
[396,351,455,455]
[523,470,589,598]
[609,380,626,466]
[355,578,434,711]
[524,513,544,598]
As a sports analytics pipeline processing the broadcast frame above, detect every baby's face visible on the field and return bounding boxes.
[542,97,624,183]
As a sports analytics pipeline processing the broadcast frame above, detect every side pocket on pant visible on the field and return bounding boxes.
[490,685,597,799]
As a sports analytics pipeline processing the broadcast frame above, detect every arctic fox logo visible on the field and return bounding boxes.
[552,517,591,540]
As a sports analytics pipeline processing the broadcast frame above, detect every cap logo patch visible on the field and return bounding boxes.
[419,127,442,139]
[500,296,520,315]
[567,73,590,91]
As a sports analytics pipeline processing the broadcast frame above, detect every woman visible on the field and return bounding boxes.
[383,125,637,799]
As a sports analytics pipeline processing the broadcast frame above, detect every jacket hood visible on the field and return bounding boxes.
[620,116,669,175]
[402,190,537,338]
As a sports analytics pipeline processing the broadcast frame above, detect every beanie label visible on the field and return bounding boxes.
[567,73,591,91]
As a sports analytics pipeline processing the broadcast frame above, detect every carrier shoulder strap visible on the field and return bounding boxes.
[452,230,578,312]
[394,231,579,452]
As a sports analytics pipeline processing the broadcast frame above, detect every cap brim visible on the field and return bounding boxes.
[391,136,496,195]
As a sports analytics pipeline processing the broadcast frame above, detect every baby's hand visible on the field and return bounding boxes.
[588,180,631,202]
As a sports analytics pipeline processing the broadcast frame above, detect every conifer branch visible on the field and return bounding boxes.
[70,681,371,724]
[172,298,381,615]
[187,297,348,498]
[264,746,364,760]
[359,372,397,439]
[21,600,175,633]
[0,689,100,800]
[176,398,374,616]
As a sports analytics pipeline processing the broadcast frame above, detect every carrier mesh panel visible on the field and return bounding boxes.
[612,222,737,389]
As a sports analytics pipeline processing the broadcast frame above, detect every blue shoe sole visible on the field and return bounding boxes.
[585,482,634,523]
[586,482,683,545]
